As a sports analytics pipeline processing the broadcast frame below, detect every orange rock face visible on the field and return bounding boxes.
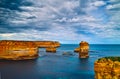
[34,41,60,52]
[74,41,89,58]
[0,40,60,60]
[46,47,57,52]
[94,57,120,79]
[0,40,38,60]
[34,41,60,48]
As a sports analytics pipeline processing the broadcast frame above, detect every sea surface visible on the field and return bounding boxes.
[1,44,120,79]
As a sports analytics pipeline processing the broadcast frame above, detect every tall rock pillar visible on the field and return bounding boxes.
[79,41,89,58]
[74,41,89,58]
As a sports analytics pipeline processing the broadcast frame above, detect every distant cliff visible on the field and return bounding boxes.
[34,41,60,48]
[34,41,60,52]
[94,57,120,79]
[0,40,60,60]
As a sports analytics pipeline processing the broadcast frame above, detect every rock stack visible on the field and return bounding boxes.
[94,57,120,79]
[45,42,59,52]
[34,41,60,52]
[74,41,89,58]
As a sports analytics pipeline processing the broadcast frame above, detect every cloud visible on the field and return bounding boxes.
[0,33,14,37]
[106,4,120,10]
[55,15,98,23]
[0,0,120,44]
[109,0,120,3]
[92,1,106,7]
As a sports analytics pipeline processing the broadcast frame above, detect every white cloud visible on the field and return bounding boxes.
[92,1,106,7]
[55,15,100,23]
[19,6,40,11]
[106,3,120,10]
[0,34,14,37]
[106,5,113,10]
[10,20,28,24]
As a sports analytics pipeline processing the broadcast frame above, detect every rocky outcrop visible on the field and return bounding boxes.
[74,47,80,52]
[46,47,56,52]
[34,41,60,48]
[34,41,60,52]
[94,57,120,79]
[0,40,38,60]
[62,52,74,56]
[74,41,89,58]
[0,40,60,60]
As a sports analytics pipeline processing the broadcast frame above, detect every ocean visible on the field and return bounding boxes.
[0,44,120,79]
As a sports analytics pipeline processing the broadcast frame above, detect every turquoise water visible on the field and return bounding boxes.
[1,44,120,79]
[59,44,120,57]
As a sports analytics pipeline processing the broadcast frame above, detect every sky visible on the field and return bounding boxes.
[0,0,120,44]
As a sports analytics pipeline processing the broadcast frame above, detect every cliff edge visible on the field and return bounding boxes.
[0,40,60,60]
[94,57,120,79]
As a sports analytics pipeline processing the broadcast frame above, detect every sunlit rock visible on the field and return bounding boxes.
[74,47,80,52]
[0,40,60,60]
[46,47,57,52]
[94,57,120,79]
[74,41,89,58]
[0,40,38,60]
[35,41,60,52]
[34,41,60,48]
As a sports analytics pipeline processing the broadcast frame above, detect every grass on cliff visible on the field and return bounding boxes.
[98,57,120,62]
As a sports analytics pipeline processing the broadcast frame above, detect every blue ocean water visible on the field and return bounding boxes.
[1,44,120,79]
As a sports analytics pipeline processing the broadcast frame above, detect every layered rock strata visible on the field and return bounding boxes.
[0,40,38,60]
[74,41,89,58]
[0,40,60,60]
[94,57,120,79]
[34,41,60,52]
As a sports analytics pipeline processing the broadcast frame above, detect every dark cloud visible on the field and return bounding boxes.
[26,16,36,19]
[0,23,50,33]
[79,0,88,8]
[0,0,50,33]
[0,0,34,23]
[0,21,50,34]
[0,0,33,11]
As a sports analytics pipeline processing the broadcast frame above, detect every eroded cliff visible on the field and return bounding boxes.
[94,57,120,79]
[34,41,60,52]
[0,40,60,60]
[0,40,38,60]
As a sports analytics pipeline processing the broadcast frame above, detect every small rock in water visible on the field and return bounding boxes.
[62,52,74,56]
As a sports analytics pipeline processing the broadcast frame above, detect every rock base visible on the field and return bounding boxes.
[0,54,38,60]
[74,41,89,58]
[46,47,56,52]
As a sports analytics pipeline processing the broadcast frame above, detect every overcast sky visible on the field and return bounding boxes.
[0,0,120,44]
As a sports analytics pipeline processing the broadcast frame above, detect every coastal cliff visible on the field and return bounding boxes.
[0,40,60,60]
[74,41,89,58]
[34,41,60,48]
[34,41,60,52]
[94,57,120,79]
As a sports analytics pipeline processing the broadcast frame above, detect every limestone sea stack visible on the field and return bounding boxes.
[94,57,120,79]
[0,40,60,60]
[74,41,89,58]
